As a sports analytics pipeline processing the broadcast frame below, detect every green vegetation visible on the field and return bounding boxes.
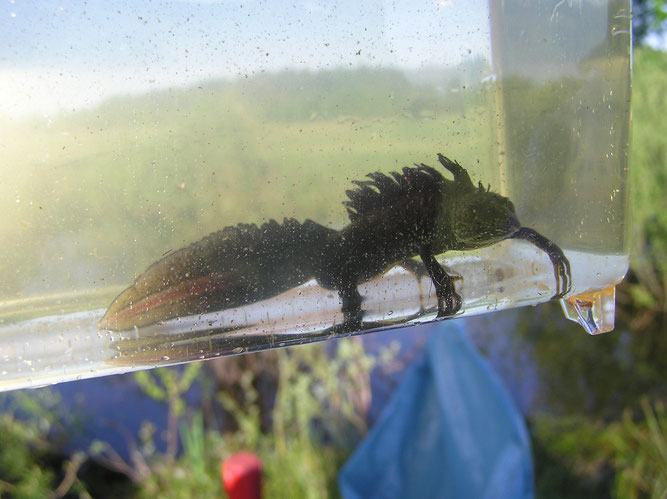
[629,48,667,293]
[532,399,667,498]
[0,391,64,497]
[0,388,124,497]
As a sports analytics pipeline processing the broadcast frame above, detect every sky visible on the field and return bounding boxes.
[0,0,491,117]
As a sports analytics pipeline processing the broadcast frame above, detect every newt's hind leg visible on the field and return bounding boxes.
[420,249,462,317]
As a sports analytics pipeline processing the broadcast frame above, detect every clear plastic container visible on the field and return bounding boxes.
[0,0,631,391]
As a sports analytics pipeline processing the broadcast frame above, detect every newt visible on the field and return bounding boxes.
[98,154,571,331]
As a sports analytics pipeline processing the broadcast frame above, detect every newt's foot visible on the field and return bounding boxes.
[436,274,463,317]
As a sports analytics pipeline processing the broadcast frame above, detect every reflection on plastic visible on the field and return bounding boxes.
[560,286,617,335]
[338,322,533,499]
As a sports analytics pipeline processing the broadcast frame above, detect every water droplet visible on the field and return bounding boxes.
[561,286,616,335]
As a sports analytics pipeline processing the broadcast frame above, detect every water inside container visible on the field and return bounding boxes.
[0,0,631,391]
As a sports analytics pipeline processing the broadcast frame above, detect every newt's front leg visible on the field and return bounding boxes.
[420,249,462,317]
[510,227,571,299]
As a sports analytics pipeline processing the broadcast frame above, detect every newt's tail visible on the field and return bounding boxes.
[99,218,336,331]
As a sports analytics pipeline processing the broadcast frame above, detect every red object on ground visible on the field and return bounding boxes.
[221,452,263,499]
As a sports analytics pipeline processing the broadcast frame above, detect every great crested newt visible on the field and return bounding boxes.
[98,154,571,331]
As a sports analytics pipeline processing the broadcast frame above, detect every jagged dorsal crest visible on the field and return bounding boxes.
[343,161,448,222]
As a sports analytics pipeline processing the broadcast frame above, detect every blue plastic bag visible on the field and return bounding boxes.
[339,321,534,499]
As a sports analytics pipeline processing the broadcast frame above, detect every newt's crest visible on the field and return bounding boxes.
[343,165,446,222]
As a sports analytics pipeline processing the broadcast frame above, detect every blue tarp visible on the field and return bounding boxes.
[339,322,534,499]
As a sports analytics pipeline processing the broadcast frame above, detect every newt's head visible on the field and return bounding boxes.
[452,186,521,249]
